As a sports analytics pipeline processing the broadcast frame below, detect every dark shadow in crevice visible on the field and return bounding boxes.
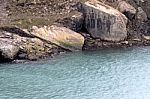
[0,52,12,63]
[0,27,34,38]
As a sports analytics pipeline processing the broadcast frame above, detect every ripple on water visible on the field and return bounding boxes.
[0,47,150,99]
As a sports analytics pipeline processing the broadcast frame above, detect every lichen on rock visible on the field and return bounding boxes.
[30,25,85,51]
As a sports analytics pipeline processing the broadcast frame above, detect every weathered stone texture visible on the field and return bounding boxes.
[82,1,128,42]
[30,25,85,51]
[0,41,19,60]
[140,0,150,19]
[56,11,84,32]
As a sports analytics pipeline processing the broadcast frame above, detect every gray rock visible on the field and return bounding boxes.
[0,26,67,62]
[142,34,150,40]
[136,7,148,22]
[0,41,19,60]
[139,1,150,19]
[82,1,128,42]
[117,1,136,15]
[117,1,136,20]
[133,0,144,5]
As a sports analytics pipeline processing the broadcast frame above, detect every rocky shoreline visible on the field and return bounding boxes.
[0,0,150,63]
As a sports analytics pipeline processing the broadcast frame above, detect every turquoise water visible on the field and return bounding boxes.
[1,47,150,99]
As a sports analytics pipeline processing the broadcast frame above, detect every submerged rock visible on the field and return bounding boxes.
[30,25,85,51]
[82,1,128,42]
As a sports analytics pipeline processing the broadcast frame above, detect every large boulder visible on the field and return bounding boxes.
[30,25,85,51]
[82,1,128,42]
[0,40,19,60]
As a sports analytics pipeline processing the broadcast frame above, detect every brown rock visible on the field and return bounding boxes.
[30,25,85,51]
[117,1,136,14]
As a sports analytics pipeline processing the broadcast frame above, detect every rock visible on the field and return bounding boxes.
[121,41,129,44]
[139,0,150,19]
[82,1,128,42]
[13,0,40,5]
[133,0,144,5]
[15,0,27,4]
[0,27,66,62]
[127,0,138,8]
[142,35,150,40]
[19,37,52,60]
[143,25,150,35]
[136,7,148,22]
[30,25,85,51]
[27,54,39,61]
[117,0,136,20]
[17,53,27,59]
[55,11,84,32]
[117,1,136,14]
[0,41,19,60]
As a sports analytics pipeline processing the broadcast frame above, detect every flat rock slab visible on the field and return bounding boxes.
[30,25,85,51]
[82,1,128,42]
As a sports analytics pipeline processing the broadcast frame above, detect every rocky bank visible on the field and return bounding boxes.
[0,0,150,63]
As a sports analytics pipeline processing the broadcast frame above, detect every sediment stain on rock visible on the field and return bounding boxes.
[82,1,128,42]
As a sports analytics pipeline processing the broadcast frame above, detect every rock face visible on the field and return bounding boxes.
[56,11,84,32]
[117,1,136,14]
[30,25,85,51]
[136,7,147,22]
[0,41,19,60]
[82,1,128,42]
[0,27,66,62]
[117,0,136,20]
[139,0,150,19]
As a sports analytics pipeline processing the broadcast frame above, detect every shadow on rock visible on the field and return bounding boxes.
[0,27,34,38]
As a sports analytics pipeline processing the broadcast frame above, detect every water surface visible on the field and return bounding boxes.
[0,47,150,99]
